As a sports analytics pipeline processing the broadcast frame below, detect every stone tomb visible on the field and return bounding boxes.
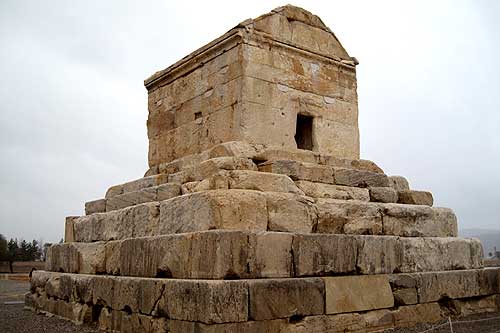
[26,5,500,332]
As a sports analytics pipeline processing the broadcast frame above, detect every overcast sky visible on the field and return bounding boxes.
[1,0,499,243]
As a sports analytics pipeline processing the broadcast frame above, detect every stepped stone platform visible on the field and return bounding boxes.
[26,5,500,332]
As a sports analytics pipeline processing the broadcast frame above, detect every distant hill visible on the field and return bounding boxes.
[459,228,500,257]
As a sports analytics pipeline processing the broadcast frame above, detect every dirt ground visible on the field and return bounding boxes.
[0,278,499,332]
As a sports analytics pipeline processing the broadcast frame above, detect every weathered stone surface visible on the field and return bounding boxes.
[333,167,390,187]
[84,199,106,215]
[324,275,394,314]
[209,170,304,194]
[64,216,77,243]
[392,303,442,328]
[295,180,369,200]
[316,199,383,235]
[259,160,334,183]
[105,174,169,198]
[105,183,181,212]
[416,269,500,303]
[98,308,168,333]
[389,176,410,191]
[292,234,357,276]
[196,157,258,179]
[369,186,398,203]
[400,237,484,272]
[448,295,500,316]
[46,242,105,274]
[382,204,458,237]
[159,190,267,234]
[357,236,403,274]
[398,190,433,206]
[265,192,317,233]
[393,288,418,305]
[321,156,384,174]
[248,278,324,320]
[159,280,248,324]
[73,202,160,242]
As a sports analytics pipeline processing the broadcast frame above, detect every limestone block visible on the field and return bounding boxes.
[158,280,248,323]
[98,308,168,333]
[333,167,390,187]
[159,190,268,234]
[285,312,367,333]
[46,242,106,274]
[108,231,293,279]
[323,275,394,314]
[388,176,410,191]
[448,295,500,316]
[400,237,484,272]
[416,269,500,303]
[248,278,324,320]
[196,157,257,180]
[369,187,398,203]
[292,234,357,276]
[105,175,170,199]
[73,202,160,242]
[254,147,318,164]
[105,183,181,211]
[398,190,434,206]
[259,160,334,183]
[167,318,287,333]
[250,232,293,278]
[84,199,106,215]
[265,192,317,233]
[316,199,383,235]
[64,216,77,243]
[321,156,384,174]
[382,204,458,237]
[393,288,418,305]
[208,141,259,160]
[295,180,369,200]
[180,181,201,194]
[211,170,304,194]
[357,236,403,274]
[392,303,442,328]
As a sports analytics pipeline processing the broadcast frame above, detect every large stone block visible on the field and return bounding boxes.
[398,190,434,206]
[400,237,484,272]
[158,280,248,324]
[295,180,369,200]
[316,199,383,235]
[265,192,317,233]
[46,242,106,274]
[105,174,169,199]
[248,278,324,320]
[209,170,304,194]
[105,183,181,212]
[73,202,160,242]
[369,186,398,203]
[259,160,334,183]
[392,303,442,328]
[292,234,357,276]
[388,176,410,191]
[323,275,394,314]
[64,216,77,243]
[84,199,106,215]
[382,204,458,237]
[159,190,267,234]
[356,236,403,274]
[333,167,390,187]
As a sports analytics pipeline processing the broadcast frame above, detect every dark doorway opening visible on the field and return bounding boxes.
[295,114,314,150]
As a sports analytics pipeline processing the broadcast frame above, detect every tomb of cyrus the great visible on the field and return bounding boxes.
[26,5,500,332]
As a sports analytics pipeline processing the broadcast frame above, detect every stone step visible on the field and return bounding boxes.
[28,269,499,327]
[72,190,457,242]
[88,172,430,215]
[258,159,391,188]
[48,231,482,277]
[146,140,386,176]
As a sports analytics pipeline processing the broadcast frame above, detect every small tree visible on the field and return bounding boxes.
[7,239,19,273]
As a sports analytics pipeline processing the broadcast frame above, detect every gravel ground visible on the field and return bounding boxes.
[0,279,98,333]
[1,278,499,332]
